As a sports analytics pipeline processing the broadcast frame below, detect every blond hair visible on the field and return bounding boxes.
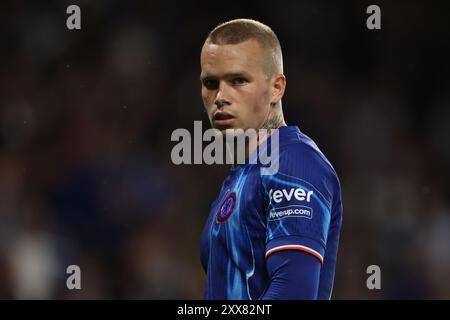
[205,19,283,76]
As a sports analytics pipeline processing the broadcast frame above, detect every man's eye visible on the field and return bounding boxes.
[231,77,248,85]
[203,79,219,90]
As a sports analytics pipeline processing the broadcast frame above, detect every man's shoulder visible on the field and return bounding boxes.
[279,131,337,179]
[271,129,342,212]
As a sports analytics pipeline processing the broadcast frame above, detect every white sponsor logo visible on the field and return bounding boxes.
[269,188,313,204]
[269,206,313,220]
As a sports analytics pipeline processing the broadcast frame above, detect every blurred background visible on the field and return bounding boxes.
[0,0,449,299]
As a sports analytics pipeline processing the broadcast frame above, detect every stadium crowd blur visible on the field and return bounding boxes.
[0,1,449,299]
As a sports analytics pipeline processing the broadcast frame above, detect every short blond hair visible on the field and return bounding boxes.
[205,19,283,76]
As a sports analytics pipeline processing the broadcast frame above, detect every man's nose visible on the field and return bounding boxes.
[215,82,230,108]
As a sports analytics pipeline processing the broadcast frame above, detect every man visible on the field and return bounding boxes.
[199,19,343,299]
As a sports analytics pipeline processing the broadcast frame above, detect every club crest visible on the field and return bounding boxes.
[216,192,237,223]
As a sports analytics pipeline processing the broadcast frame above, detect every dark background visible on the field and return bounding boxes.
[0,0,449,299]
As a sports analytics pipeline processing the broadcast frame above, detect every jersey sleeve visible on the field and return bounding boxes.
[261,143,337,265]
[260,250,321,299]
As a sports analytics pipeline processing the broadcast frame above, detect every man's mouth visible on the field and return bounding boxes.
[213,111,235,126]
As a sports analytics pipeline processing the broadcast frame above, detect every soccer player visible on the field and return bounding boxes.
[199,19,343,299]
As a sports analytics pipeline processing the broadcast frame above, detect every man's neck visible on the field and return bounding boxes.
[227,111,286,167]
[261,110,286,131]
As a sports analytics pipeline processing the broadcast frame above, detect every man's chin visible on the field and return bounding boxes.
[216,126,244,135]
[211,123,238,133]
[209,120,250,136]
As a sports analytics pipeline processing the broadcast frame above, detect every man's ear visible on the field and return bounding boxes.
[270,74,286,106]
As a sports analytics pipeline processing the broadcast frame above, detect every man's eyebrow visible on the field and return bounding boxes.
[224,72,250,79]
[200,72,250,81]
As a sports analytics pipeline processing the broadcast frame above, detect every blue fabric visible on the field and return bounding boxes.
[200,125,343,300]
[261,250,321,300]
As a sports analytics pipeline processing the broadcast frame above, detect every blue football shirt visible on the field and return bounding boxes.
[200,125,343,299]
